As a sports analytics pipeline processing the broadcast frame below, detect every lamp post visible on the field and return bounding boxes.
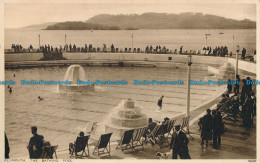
[39,34,40,52]
[186,54,192,133]
[131,34,133,53]
[65,34,67,45]
[235,45,240,76]
[233,35,235,53]
[65,34,67,53]
[205,34,211,47]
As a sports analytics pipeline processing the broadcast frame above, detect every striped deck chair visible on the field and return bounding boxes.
[115,129,135,152]
[181,116,194,140]
[148,125,169,148]
[165,119,176,138]
[132,127,146,150]
[41,145,58,159]
[147,125,160,145]
[70,135,90,158]
[93,133,112,158]
[155,124,169,148]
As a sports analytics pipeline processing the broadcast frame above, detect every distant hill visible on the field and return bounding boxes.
[86,12,256,29]
[21,22,57,29]
[45,21,120,30]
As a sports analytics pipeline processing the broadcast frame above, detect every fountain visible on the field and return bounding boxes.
[216,63,235,80]
[105,98,148,137]
[59,64,94,92]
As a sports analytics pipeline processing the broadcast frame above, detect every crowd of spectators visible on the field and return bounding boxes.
[7,44,256,62]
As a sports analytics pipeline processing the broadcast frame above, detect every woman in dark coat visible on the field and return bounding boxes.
[200,109,213,147]
[212,110,223,148]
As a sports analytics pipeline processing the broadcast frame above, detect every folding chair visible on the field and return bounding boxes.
[115,129,135,151]
[70,135,90,158]
[132,127,146,150]
[93,133,113,158]
[41,145,58,159]
[148,125,169,148]
[156,124,170,148]
[181,116,194,140]
[165,119,176,138]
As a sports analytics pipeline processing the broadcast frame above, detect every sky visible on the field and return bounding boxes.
[4,1,257,28]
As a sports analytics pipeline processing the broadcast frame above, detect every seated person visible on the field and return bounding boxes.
[161,117,170,133]
[27,126,44,159]
[143,118,157,142]
[69,131,84,155]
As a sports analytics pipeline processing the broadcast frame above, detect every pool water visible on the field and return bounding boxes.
[5,65,221,158]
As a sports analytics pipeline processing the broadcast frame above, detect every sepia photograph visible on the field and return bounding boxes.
[1,0,258,161]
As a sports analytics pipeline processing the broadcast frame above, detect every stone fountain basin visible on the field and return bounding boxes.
[59,84,94,92]
[105,122,147,138]
[111,116,147,128]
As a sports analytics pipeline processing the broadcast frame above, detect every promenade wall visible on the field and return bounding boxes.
[4,52,256,74]
[5,53,43,62]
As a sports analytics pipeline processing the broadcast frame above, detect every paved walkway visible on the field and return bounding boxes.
[56,98,256,159]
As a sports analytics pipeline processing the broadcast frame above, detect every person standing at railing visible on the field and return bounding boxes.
[241,48,246,59]
[111,44,114,52]
[180,46,183,54]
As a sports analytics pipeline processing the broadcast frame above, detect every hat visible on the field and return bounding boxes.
[164,117,169,121]
[174,125,181,129]
[174,122,181,128]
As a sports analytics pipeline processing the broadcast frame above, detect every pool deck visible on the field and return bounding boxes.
[55,95,256,159]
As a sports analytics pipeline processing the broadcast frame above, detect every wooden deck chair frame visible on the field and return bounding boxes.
[93,133,112,158]
[165,119,176,138]
[70,135,90,158]
[115,129,135,152]
[41,145,58,159]
[156,124,170,148]
[148,125,168,148]
[132,127,146,150]
[181,116,194,140]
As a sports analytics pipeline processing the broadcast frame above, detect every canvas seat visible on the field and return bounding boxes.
[132,127,146,150]
[181,116,194,140]
[115,129,135,151]
[41,145,58,159]
[70,135,90,158]
[93,133,113,158]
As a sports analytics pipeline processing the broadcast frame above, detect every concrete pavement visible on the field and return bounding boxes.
[56,100,256,159]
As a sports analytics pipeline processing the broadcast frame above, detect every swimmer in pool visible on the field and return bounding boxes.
[38,96,43,101]
[9,87,12,94]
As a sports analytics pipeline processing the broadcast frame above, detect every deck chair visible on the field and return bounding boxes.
[132,127,146,150]
[157,124,170,148]
[85,122,94,134]
[93,133,112,158]
[41,145,58,159]
[181,116,194,140]
[148,125,168,148]
[70,135,90,158]
[165,119,176,138]
[115,129,135,151]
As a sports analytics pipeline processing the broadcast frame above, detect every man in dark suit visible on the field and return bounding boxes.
[170,125,191,159]
[28,126,44,159]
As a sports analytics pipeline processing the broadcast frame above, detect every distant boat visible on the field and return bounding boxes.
[219,32,224,34]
